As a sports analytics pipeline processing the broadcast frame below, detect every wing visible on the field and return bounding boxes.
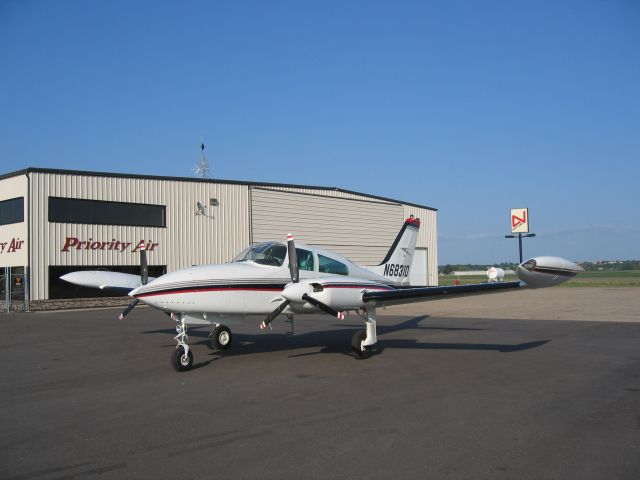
[60,271,155,293]
[361,255,585,308]
[362,281,523,308]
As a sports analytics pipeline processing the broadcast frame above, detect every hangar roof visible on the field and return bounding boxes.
[1,167,437,211]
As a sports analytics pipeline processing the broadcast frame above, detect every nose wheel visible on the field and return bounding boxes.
[171,345,193,371]
[171,315,194,372]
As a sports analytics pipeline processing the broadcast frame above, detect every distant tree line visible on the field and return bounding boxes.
[579,260,640,272]
[439,260,640,275]
[439,262,518,275]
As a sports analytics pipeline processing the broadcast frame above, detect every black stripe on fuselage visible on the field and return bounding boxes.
[378,220,420,266]
[135,283,288,298]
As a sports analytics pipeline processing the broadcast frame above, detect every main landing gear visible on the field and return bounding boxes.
[351,307,377,359]
[170,314,233,372]
[208,324,232,351]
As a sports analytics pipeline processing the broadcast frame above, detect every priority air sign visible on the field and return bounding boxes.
[511,208,529,233]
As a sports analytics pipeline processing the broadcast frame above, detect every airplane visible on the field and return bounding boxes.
[61,216,584,372]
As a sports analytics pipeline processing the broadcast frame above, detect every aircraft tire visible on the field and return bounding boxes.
[171,346,193,372]
[212,325,232,350]
[351,330,372,359]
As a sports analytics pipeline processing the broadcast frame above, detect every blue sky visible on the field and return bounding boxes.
[1,0,638,264]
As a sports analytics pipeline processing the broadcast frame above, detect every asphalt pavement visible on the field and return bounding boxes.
[1,305,639,479]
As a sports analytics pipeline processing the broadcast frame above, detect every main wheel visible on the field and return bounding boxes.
[210,325,232,350]
[171,346,193,372]
[351,330,372,359]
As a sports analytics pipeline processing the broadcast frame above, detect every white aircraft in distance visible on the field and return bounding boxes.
[62,217,584,372]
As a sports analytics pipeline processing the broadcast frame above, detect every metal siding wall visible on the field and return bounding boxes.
[251,188,405,265]
[261,185,394,204]
[29,173,249,300]
[0,175,29,267]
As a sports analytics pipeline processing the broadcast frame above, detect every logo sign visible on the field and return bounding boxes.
[0,237,25,255]
[511,208,529,233]
[61,237,159,253]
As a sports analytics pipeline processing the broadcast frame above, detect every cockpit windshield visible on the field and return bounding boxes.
[232,242,287,267]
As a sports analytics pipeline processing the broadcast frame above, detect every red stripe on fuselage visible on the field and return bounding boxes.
[135,286,283,298]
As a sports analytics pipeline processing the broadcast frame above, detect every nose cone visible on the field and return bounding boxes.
[281,282,313,303]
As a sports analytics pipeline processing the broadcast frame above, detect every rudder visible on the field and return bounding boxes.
[364,216,420,285]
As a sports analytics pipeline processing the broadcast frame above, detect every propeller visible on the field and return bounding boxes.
[287,233,299,283]
[259,234,344,330]
[118,246,148,320]
[302,293,345,320]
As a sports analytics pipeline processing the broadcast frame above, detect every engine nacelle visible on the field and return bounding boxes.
[312,283,368,310]
[517,256,584,288]
[281,278,372,311]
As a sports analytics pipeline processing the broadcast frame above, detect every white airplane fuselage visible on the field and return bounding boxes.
[130,244,393,317]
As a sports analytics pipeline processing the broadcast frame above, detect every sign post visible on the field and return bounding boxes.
[505,208,536,263]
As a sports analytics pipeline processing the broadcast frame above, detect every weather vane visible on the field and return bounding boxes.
[192,137,210,178]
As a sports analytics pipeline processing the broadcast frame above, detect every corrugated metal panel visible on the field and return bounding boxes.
[29,172,250,300]
[261,185,396,204]
[0,175,29,267]
[251,187,404,265]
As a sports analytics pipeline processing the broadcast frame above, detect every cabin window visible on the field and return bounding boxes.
[295,248,315,271]
[233,242,286,266]
[318,255,348,276]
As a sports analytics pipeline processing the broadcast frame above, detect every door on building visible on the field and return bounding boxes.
[409,248,428,286]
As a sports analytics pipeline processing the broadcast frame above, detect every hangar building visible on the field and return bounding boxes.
[0,168,437,310]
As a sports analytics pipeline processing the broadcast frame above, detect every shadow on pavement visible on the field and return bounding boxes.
[142,315,550,363]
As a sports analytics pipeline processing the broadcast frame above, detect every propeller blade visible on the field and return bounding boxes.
[287,234,299,283]
[140,246,149,285]
[259,299,291,330]
[118,299,140,320]
[301,294,345,320]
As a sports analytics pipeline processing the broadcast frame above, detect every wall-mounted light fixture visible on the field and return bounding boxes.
[210,198,219,206]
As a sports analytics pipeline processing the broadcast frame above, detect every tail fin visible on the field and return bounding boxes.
[364,216,420,285]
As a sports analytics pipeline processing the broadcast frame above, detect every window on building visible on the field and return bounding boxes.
[48,197,166,227]
[49,265,167,299]
[0,197,24,226]
[318,255,349,276]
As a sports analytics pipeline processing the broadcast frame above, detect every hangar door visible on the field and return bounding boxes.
[408,248,428,286]
[250,187,404,266]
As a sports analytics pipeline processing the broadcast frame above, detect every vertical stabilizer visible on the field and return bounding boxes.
[364,217,420,285]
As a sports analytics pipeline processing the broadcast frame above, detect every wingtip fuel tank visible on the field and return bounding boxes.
[516,256,584,288]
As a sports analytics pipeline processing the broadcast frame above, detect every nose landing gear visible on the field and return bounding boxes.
[171,317,193,371]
